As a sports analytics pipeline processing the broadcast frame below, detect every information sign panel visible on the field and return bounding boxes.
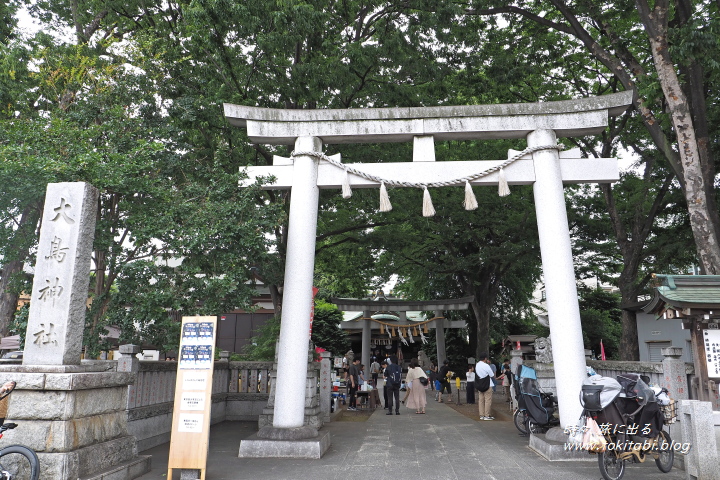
[167,316,217,480]
[704,329,720,378]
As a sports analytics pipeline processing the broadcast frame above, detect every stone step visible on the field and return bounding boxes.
[79,455,151,480]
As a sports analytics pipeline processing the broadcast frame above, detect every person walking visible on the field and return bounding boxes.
[347,358,361,411]
[381,360,389,409]
[502,365,512,401]
[466,365,476,404]
[428,363,437,390]
[438,360,452,403]
[405,358,428,414]
[489,358,498,393]
[385,355,402,415]
[370,358,381,388]
[475,353,496,420]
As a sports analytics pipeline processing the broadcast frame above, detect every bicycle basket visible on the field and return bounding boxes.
[661,399,677,424]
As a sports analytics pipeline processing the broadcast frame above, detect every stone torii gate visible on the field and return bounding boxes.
[225,91,632,436]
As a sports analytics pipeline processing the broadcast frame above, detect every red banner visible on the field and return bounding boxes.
[309,286,319,337]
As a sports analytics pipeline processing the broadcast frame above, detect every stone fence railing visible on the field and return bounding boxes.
[125,360,274,451]
[586,359,695,391]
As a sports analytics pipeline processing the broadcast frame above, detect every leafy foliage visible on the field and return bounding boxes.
[241,316,281,362]
[311,300,350,358]
[578,286,623,360]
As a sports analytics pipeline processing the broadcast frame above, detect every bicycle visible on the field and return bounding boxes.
[0,382,40,480]
[581,373,675,480]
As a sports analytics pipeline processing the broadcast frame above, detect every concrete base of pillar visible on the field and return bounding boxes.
[256,425,318,440]
[528,432,594,462]
[238,429,331,459]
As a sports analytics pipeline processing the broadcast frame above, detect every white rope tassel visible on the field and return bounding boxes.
[498,168,511,197]
[379,182,392,212]
[419,330,427,344]
[463,180,478,210]
[398,328,408,346]
[341,169,352,199]
[422,186,436,217]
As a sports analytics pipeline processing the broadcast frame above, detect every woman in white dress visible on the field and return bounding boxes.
[405,358,428,414]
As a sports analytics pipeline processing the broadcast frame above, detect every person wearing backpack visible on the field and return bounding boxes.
[384,355,402,415]
[475,353,496,420]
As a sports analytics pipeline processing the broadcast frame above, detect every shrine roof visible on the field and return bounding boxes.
[643,275,720,313]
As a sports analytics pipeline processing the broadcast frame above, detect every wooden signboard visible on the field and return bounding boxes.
[167,316,217,480]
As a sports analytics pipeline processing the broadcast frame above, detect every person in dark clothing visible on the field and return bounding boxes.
[385,355,402,415]
[438,360,452,403]
[428,363,438,391]
[347,358,361,411]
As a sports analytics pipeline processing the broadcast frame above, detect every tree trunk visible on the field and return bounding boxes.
[0,259,24,337]
[636,0,720,273]
[467,314,478,357]
[471,297,491,358]
[0,207,38,337]
[619,309,640,361]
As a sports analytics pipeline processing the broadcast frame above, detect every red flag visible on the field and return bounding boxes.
[516,340,521,350]
[600,339,606,361]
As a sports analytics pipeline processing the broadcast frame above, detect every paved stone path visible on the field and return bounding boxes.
[138,391,685,480]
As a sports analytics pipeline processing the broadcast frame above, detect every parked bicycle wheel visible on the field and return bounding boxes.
[0,444,40,480]
[654,430,674,473]
[598,448,625,480]
[525,417,547,435]
[513,410,528,435]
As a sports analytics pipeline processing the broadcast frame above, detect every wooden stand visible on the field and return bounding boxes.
[167,316,217,480]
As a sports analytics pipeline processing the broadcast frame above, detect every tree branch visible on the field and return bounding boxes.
[463,6,574,35]
[316,221,396,241]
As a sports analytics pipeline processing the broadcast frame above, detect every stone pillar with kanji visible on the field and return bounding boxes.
[24,182,98,365]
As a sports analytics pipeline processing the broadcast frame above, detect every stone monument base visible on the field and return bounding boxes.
[80,455,151,480]
[0,367,151,479]
[238,429,331,459]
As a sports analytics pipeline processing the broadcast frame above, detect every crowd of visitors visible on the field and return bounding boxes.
[342,351,511,420]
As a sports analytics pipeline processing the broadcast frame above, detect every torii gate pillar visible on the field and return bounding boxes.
[529,129,586,427]
[271,136,321,432]
[434,310,447,366]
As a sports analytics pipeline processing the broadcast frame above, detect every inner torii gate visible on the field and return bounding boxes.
[331,295,475,370]
[225,91,632,435]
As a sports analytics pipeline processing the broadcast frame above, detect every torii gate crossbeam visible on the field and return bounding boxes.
[225,91,633,437]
